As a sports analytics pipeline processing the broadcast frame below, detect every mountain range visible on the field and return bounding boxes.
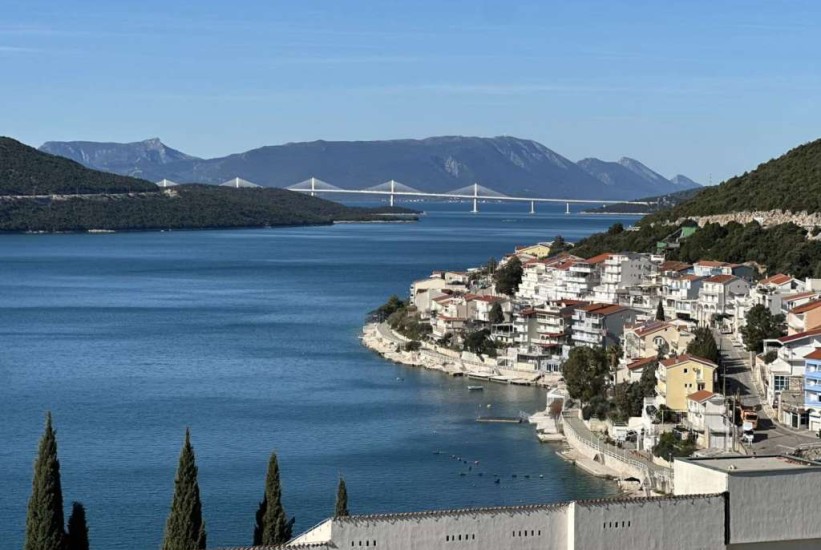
[40,136,700,201]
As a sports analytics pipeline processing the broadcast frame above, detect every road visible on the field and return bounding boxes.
[714,330,818,453]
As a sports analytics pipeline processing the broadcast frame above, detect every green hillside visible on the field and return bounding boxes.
[0,137,416,232]
[658,138,821,219]
[0,137,157,195]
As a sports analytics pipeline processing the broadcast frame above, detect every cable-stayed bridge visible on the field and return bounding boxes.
[284,177,652,213]
[156,176,653,213]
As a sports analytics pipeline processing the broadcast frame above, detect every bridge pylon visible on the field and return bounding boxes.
[472,183,479,213]
[530,200,535,215]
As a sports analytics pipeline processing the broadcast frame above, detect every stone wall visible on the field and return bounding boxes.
[676,210,821,232]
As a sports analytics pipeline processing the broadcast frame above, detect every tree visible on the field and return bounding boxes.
[606,344,622,384]
[493,257,523,296]
[463,329,497,358]
[611,382,643,421]
[255,452,292,546]
[488,302,504,325]
[740,304,787,352]
[25,412,65,550]
[485,257,498,275]
[373,295,406,322]
[655,301,665,321]
[334,477,349,518]
[66,502,89,550]
[562,346,609,404]
[162,429,206,550]
[638,361,658,398]
[550,235,571,255]
[687,327,720,364]
[607,222,624,235]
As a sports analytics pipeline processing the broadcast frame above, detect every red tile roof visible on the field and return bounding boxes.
[789,300,821,315]
[696,260,728,267]
[777,326,821,344]
[703,274,737,284]
[577,303,625,315]
[804,348,821,361]
[782,292,819,303]
[629,320,672,337]
[687,390,716,402]
[585,253,612,265]
[760,274,792,286]
[659,261,691,273]
[627,356,657,371]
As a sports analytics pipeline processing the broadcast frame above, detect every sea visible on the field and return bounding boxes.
[0,202,640,549]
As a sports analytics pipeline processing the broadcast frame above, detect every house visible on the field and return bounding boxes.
[684,390,732,450]
[804,349,821,433]
[661,273,704,320]
[760,327,821,408]
[786,299,821,335]
[514,242,553,258]
[656,355,718,412]
[696,274,750,327]
[570,303,639,349]
[619,320,693,382]
[623,356,658,383]
[592,253,655,304]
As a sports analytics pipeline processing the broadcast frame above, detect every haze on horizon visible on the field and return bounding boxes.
[3,0,821,184]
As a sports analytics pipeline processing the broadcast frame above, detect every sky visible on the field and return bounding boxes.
[2,0,821,183]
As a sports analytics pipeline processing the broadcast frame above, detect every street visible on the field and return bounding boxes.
[714,331,818,453]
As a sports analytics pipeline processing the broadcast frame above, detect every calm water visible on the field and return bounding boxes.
[0,202,639,549]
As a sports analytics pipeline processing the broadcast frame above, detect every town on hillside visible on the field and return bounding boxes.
[365,233,821,477]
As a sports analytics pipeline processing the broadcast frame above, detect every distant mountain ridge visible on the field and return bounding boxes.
[40,136,700,201]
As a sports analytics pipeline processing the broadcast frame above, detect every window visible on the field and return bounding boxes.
[774,375,789,392]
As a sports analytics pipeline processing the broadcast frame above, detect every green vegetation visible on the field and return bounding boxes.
[493,256,523,296]
[66,502,89,550]
[658,138,821,217]
[463,329,497,358]
[586,187,704,214]
[372,295,406,322]
[655,301,665,321]
[162,429,206,550]
[334,478,349,518]
[253,452,293,546]
[740,304,787,352]
[488,302,504,325]
[25,412,66,550]
[686,327,720,364]
[652,431,697,459]
[1,136,157,195]
[387,307,432,341]
[563,346,609,405]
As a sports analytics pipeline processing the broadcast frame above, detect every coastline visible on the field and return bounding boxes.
[360,322,649,497]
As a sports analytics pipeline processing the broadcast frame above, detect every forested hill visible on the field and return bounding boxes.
[0,137,415,233]
[655,138,821,219]
[0,137,156,195]
[568,138,821,279]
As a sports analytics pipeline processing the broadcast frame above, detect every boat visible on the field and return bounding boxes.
[467,385,484,391]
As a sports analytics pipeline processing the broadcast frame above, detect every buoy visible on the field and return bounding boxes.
[494,478,500,484]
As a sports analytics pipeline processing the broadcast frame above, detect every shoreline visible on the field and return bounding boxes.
[360,322,648,497]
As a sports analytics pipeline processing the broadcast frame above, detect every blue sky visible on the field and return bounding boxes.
[2,0,820,183]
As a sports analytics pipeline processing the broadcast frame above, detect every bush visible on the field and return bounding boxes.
[404,340,421,352]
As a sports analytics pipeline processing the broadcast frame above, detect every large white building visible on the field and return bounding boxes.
[266,455,821,550]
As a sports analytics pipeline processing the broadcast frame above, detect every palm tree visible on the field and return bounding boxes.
[606,344,622,388]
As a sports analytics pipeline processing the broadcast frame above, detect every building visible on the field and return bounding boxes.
[787,299,821,335]
[571,303,638,349]
[697,274,751,327]
[761,327,821,408]
[277,455,821,550]
[656,355,718,412]
[662,273,704,320]
[804,348,821,432]
[684,390,732,451]
[592,253,655,305]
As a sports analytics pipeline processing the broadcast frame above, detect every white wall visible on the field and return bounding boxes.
[570,495,726,550]
[673,459,729,496]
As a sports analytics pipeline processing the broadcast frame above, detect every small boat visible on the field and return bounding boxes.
[467,385,484,391]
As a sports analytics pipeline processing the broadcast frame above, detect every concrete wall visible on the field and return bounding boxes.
[571,495,726,550]
[317,505,569,550]
[674,460,729,496]
[726,471,821,545]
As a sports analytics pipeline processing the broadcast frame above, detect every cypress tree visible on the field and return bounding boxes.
[66,502,89,550]
[259,452,290,545]
[334,477,349,518]
[162,429,206,550]
[655,301,665,321]
[25,411,65,550]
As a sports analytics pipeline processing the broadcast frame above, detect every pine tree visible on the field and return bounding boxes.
[25,412,65,550]
[66,502,89,550]
[259,452,291,545]
[162,429,206,550]
[655,300,665,321]
[334,477,349,518]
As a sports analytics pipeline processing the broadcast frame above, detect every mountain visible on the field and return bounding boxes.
[657,138,821,219]
[40,138,198,180]
[38,136,698,201]
[0,137,414,232]
[577,157,700,198]
[1,137,156,195]
[585,187,705,214]
[670,174,700,188]
[570,137,821,278]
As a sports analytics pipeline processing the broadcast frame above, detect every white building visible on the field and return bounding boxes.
[697,274,751,327]
[684,390,733,451]
[278,455,821,550]
[592,253,655,305]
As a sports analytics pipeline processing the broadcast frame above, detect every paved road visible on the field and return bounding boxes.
[714,331,817,453]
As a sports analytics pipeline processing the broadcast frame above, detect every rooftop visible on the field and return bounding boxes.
[760,273,793,286]
[682,455,821,474]
[703,274,737,284]
[789,300,821,315]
